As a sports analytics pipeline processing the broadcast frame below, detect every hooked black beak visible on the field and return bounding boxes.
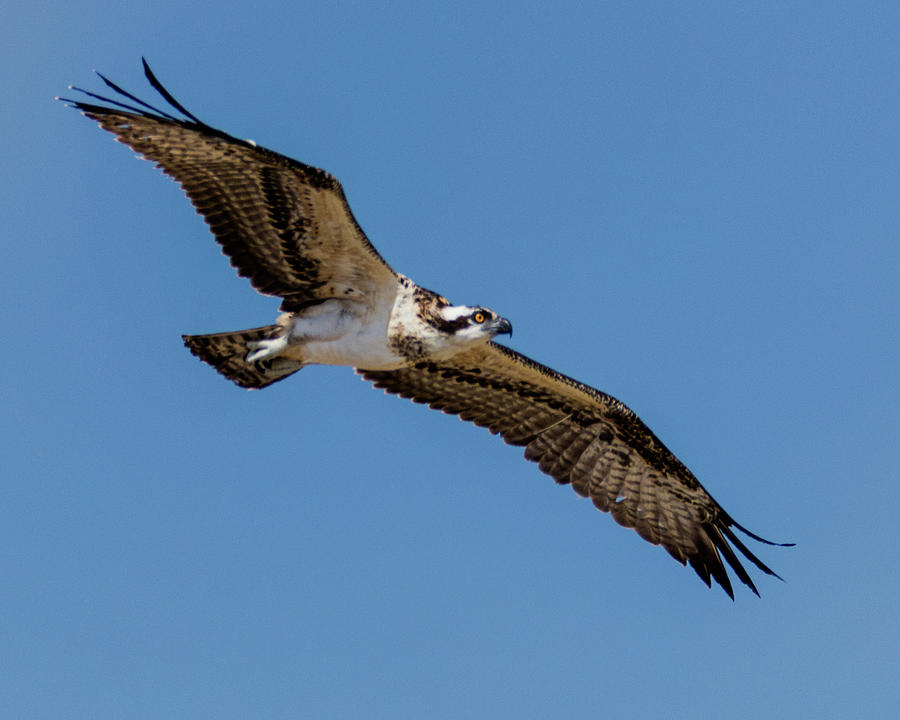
[492,316,513,338]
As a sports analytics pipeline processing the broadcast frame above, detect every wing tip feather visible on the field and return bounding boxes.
[690,512,792,598]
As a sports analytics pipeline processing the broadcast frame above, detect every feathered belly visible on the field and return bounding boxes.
[281,300,407,370]
[297,332,407,370]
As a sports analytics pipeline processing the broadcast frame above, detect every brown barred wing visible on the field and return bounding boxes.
[359,342,784,598]
[64,62,398,312]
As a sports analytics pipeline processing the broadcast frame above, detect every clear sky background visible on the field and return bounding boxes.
[4,2,898,718]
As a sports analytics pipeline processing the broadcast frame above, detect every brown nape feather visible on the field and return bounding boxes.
[182,325,303,389]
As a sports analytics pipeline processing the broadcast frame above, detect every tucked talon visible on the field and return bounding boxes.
[245,336,288,363]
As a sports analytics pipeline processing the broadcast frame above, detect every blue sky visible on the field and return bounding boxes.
[4,2,899,717]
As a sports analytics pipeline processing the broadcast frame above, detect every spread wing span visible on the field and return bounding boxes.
[63,61,791,598]
[61,59,398,312]
[360,342,790,599]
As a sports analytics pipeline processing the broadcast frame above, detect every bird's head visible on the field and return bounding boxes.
[431,304,513,343]
[400,286,513,361]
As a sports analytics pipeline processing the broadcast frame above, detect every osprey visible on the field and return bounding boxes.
[61,60,791,599]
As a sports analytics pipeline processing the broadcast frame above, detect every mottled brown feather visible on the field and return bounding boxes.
[360,342,782,599]
[73,100,398,312]
[182,325,302,389]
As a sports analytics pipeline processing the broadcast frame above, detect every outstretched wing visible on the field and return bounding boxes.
[61,59,398,312]
[360,342,789,598]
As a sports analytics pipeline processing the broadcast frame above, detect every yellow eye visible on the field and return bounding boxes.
[473,311,486,323]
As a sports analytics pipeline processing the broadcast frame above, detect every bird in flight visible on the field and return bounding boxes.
[61,60,791,598]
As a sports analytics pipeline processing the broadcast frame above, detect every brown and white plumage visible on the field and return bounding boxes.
[61,60,790,598]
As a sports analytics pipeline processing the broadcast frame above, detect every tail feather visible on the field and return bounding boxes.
[182,325,302,389]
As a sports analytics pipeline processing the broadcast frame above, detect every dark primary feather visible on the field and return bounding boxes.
[60,59,398,312]
[360,342,791,599]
